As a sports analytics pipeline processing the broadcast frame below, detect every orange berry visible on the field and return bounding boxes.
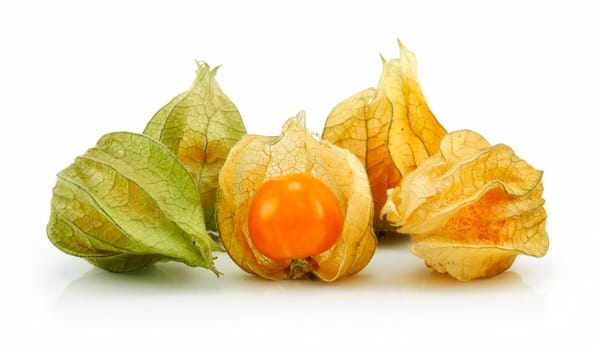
[248,173,343,260]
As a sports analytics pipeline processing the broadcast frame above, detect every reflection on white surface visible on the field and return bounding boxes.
[29,220,581,348]
[40,236,551,333]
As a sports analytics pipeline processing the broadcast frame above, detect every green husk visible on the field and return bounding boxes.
[144,61,247,231]
[47,132,220,274]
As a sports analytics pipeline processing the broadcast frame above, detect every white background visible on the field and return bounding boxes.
[3,0,593,348]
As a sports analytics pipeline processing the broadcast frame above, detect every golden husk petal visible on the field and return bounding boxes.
[382,130,548,280]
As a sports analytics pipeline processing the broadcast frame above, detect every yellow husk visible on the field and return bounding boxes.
[217,112,376,281]
[382,130,548,281]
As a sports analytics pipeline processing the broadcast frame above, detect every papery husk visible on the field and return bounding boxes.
[47,132,220,274]
[382,130,548,281]
[217,112,376,281]
[144,61,246,231]
[322,40,446,232]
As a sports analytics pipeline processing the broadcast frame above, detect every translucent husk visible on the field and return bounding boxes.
[144,61,246,231]
[382,130,548,281]
[217,112,376,281]
[322,40,446,232]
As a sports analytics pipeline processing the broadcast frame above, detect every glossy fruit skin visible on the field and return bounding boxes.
[247,173,344,260]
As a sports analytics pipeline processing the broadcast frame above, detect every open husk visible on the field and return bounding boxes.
[217,112,376,281]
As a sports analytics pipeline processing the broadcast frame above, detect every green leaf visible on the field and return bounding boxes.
[47,132,220,274]
[144,61,246,231]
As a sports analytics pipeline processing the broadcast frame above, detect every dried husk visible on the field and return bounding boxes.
[217,112,376,281]
[382,130,548,281]
[322,40,446,231]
